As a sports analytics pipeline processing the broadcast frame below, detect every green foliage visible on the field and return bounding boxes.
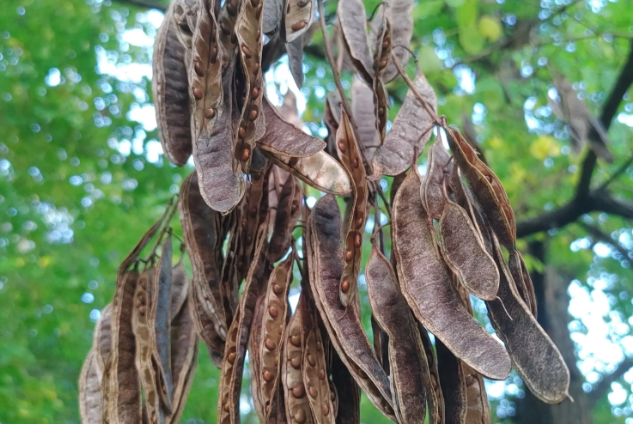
[1,0,633,422]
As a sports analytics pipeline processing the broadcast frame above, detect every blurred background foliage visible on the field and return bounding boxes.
[1,0,633,423]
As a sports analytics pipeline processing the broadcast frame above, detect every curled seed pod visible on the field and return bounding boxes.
[281,0,314,42]
[335,109,368,307]
[153,6,192,166]
[351,76,380,161]
[302,326,336,424]
[257,98,326,157]
[264,150,352,196]
[371,72,437,178]
[235,0,266,173]
[79,350,102,424]
[392,171,511,380]
[282,294,315,424]
[444,127,516,249]
[167,279,198,424]
[365,244,429,424]
[421,141,452,220]
[486,234,570,404]
[338,0,373,82]
[179,172,228,345]
[307,195,396,420]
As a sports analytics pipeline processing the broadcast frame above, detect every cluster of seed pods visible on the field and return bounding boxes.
[79,0,571,422]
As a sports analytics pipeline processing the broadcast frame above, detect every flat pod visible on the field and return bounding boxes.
[152,13,192,166]
[179,172,228,341]
[102,270,142,424]
[486,234,570,404]
[381,0,413,83]
[79,350,102,424]
[235,0,266,172]
[439,199,499,301]
[307,195,396,420]
[351,76,380,161]
[421,141,451,220]
[264,150,352,195]
[257,97,326,157]
[445,127,515,249]
[371,72,437,178]
[391,171,511,380]
[335,109,368,307]
[167,277,198,424]
[286,37,305,88]
[267,176,301,262]
[436,340,467,424]
[169,261,189,320]
[338,0,373,82]
[282,294,315,424]
[281,0,313,42]
[365,245,428,424]
[93,303,113,380]
[508,249,538,317]
[193,57,245,213]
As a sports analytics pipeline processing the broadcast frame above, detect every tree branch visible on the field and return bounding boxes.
[588,357,633,407]
[517,39,633,238]
[113,0,167,11]
[578,221,632,261]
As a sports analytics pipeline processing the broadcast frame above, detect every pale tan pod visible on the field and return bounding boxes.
[79,350,102,424]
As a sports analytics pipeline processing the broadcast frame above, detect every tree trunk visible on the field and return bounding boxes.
[514,240,593,424]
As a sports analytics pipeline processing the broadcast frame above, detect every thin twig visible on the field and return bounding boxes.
[596,156,633,193]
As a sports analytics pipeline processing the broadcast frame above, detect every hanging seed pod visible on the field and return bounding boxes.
[153,5,192,166]
[281,0,314,42]
[417,325,445,424]
[338,0,373,82]
[330,348,361,424]
[79,350,102,424]
[335,109,368,307]
[486,234,570,404]
[351,76,380,161]
[268,176,301,262]
[508,249,538,317]
[436,339,467,424]
[381,0,414,83]
[302,325,336,424]
[371,72,437,178]
[365,245,430,424]
[307,194,396,420]
[93,303,113,380]
[421,141,452,220]
[392,171,511,380]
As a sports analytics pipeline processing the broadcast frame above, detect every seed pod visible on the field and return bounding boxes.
[268,176,301,262]
[179,172,228,347]
[371,72,437,178]
[282,294,315,424]
[324,92,342,160]
[264,150,352,196]
[152,5,192,166]
[335,109,368,307]
[392,171,511,380]
[218,0,242,55]
[508,249,538,317]
[169,260,189,320]
[351,76,380,161]
[421,141,452,220]
[258,252,295,418]
[417,325,445,424]
[463,364,490,424]
[167,282,198,424]
[307,194,396,420]
[486,234,570,404]
[263,0,283,35]
[93,303,113,380]
[302,326,336,424]
[133,268,165,424]
[79,350,102,424]
[380,0,414,83]
[257,97,326,157]
[102,270,142,424]
[330,348,361,424]
[281,0,314,42]
[444,127,516,249]
[436,339,467,424]
[218,222,270,424]
[365,245,429,424]
[235,0,266,173]
[371,12,392,79]
[338,0,373,82]
[171,0,198,48]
